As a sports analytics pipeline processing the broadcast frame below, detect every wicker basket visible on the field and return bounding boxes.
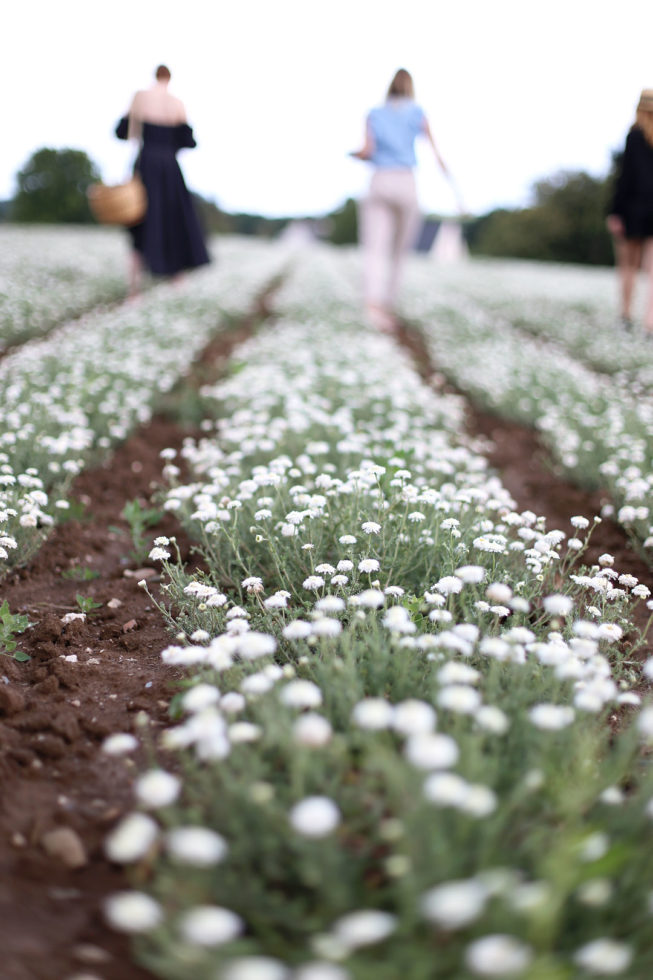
[87,176,147,226]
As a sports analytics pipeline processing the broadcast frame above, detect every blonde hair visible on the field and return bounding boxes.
[387,69,414,99]
[636,108,653,148]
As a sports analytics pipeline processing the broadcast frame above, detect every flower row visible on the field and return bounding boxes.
[105,247,653,979]
[0,236,285,575]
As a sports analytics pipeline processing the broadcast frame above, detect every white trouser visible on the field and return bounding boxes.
[359,169,421,309]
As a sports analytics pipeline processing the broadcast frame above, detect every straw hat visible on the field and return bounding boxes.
[637,89,653,112]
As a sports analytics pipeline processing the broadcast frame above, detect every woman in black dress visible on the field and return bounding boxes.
[607,89,653,332]
[116,65,210,296]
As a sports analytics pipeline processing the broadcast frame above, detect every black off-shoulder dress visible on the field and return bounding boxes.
[116,116,210,276]
[611,126,653,240]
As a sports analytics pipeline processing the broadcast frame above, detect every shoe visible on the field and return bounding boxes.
[620,316,634,331]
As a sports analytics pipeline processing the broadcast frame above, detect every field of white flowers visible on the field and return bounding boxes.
[3,230,653,979]
[0,233,286,573]
[94,248,653,980]
[400,254,653,549]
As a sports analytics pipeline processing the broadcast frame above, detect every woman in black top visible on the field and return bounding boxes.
[115,65,210,297]
[607,89,653,331]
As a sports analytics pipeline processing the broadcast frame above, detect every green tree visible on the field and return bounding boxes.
[327,197,358,245]
[11,148,101,223]
[468,169,615,266]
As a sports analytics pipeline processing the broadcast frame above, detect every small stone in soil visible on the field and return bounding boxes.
[41,826,88,868]
[123,568,157,579]
[122,619,138,632]
[72,943,112,965]
[107,598,122,609]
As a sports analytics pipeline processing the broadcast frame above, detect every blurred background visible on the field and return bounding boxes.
[4,0,653,264]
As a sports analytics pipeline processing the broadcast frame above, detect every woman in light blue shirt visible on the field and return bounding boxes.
[352,69,449,332]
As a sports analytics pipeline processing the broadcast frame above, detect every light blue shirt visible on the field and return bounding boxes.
[367,99,426,169]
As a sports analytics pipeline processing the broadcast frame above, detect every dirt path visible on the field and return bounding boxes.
[0,320,260,980]
[1,306,651,980]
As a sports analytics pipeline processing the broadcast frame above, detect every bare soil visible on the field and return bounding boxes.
[1,312,651,980]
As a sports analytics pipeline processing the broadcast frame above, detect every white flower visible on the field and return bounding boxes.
[392,699,437,736]
[543,594,573,616]
[315,596,346,613]
[352,698,394,730]
[576,879,613,906]
[237,632,277,660]
[597,623,623,644]
[148,546,170,561]
[182,683,221,713]
[332,909,396,949]
[221,957,289,980]
[104,891,163,933]
[135,769,181,808]
[179,905,243,946]
[339,534,357,545]
[358,558,380,574]
[361,521,381,534]
[293,713,333,747]
[423,771,470,807]
[434,576,463,595]
[312,617,343,638]
[166,826,228,866]
[476,705,509,734]
[529,703,575,730]
[280,679,323,709]
[190,629,210,643]
[421,878,488,929]
[229,722,262,743]
[283,619,313,640]
[437,662,480,686]
[454,565,486,584]
[350,589,385,609]
[315,563,336,575]
[221,692,246,714]
[574,939,632,975]
[303,575,325,590]
[101,732,139,756]
[404,732,459,769]
[437,685,482,715]
[293,965,349,980]
[637,706,653,742]
[264,593,288,609]
[571,516,590,529]
[579,832,609,862]
[460,784,498,818]
[382,605,416,634]
[105,812,158,863]
[486,583,512,603]
[465,934,533,976]
[599,786,625,806]
[289,796,340,837]
[241,673,275,696]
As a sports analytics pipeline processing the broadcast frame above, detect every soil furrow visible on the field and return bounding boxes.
[0,307,269,980]
[396,318,653,659]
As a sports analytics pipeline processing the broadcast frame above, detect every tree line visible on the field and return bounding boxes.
[2,146,618,266]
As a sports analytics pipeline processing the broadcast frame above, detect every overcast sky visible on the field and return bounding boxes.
[5,0,653,218]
